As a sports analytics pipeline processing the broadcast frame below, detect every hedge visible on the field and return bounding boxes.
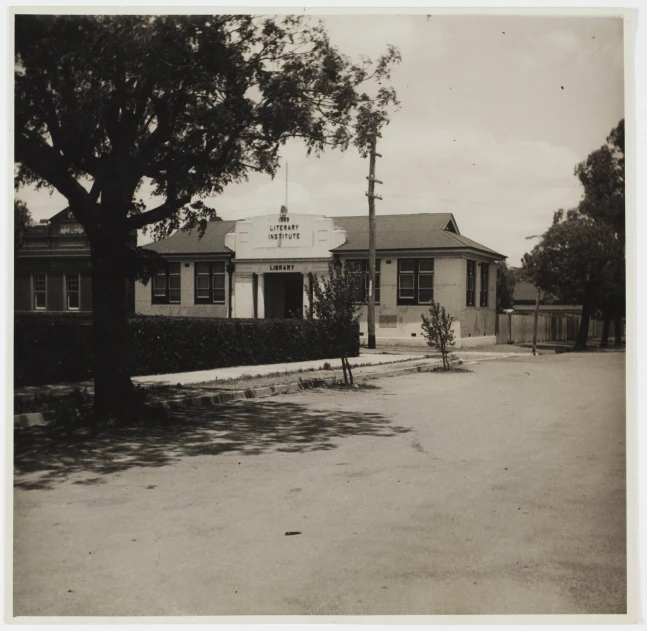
[14,314,360,386]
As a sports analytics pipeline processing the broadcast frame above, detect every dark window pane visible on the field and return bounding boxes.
[419,260,434,272]
[35,293,46,309]
[169,289,181,303]
[399,260,415,273]
[197,276,210,290]
[213,287,225,303]
[213,275,225,290]
[154,272,167,296]
[68,291,79,310]
[66,275,77,291]
[196,262,210,275]
[419,275,434,289]
[419,288,434,303]
[212,261,226,274]
[196,275,210,298]
[169,262,181,275]
[400,274,414,289]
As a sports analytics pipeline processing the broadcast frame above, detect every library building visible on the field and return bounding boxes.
[137,207,506,347]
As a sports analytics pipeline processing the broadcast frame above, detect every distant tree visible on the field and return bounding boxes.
[575,119,624,236]
[420,301,455,370]
[495,261,517,312]
[14,199,32,255]
[574,119,625,346]
[307,261,362,386]
[522,209,623,350]
[15,15,400,420]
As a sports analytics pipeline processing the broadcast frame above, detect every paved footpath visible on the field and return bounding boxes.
[16,349,528,399]
[12,352,626,617]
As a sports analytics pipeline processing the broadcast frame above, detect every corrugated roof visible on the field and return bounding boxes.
[332,214,505,258]
[143,213,505,259]
[142,220,237,254]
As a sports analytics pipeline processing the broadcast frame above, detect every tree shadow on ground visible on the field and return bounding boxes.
[14,398,410,492]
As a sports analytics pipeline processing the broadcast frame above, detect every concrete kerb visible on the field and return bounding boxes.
[147,358,446,410]
[13,353,528,430]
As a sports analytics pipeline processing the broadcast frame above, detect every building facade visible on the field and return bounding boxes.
[137,209,505,347]
[14,208,136,314]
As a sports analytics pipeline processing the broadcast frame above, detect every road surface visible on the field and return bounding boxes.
[13,352,627,616]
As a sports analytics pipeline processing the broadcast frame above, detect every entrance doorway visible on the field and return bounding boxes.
[264,273,304,319]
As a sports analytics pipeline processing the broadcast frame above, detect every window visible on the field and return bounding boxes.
[152,262,181,304]
[466,260,476,307]
[169,263,181,303]
[65,273,80,310]
[398,259,434,305]
[347,260,380,304]
[480,263,489,307]
[33,273,46,310]
[195,262,226,304]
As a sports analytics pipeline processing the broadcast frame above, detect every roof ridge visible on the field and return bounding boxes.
[441,230,468,247]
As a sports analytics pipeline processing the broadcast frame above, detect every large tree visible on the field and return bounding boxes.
[574,119,625,344]
[14,199,32,255]
[522,208,623,350]
[15,14,400,420]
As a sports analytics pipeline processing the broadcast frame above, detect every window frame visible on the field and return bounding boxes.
[397,259,434,306]
[151,262,182,305]
[32,273,47,310]
[480,262,489,307]
[466,260,476,307]
[194,261,227,305]
[346,259,380,305]
[65,272,80,311]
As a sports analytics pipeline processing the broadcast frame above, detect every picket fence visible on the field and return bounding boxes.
[495,313,621,345]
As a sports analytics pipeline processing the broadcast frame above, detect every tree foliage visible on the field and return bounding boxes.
[14,14,400,416]
[15,14,401,243]
[574,119,624,237]
[521,119,625,349]
[307,261,362,385]
[522,208,623,348]
[495,261,517,312]
[14,199,32,254]
[420,302,455,370]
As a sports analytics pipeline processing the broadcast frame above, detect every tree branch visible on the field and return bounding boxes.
[15,132,94,226]
[125,195,192,231]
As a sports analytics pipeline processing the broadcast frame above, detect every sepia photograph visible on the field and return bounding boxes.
[6,6,636,623]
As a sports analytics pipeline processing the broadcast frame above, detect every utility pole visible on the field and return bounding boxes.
[365,137,383,350]
[532,286,541,356]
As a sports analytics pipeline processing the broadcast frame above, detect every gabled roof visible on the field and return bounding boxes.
[331,213,505,259]
[142,212,506,259]
[142,220,237,254]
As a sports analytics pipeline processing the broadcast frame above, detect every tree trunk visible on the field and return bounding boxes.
[345,357,355,387]
[600,317,610,348]
[91,237,135,422]
[341,355,348,385]
[614,293,624,346]
[600,310,611,348]
[614,315,623,346]
[574,287,594,350]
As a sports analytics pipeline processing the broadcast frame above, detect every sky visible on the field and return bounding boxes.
[16,13,625,266]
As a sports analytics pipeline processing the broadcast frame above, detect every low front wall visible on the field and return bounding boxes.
[354,304,497,348]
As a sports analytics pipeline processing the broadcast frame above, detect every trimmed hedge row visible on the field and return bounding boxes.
[14,315,360,386]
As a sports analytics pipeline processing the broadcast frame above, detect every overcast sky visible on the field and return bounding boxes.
[17,13,624,266]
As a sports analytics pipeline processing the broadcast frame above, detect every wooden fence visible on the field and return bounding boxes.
[495,313,620,345]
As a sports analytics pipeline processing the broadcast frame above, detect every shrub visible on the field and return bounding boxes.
[420,302,455,370]
[14,314,359,386]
